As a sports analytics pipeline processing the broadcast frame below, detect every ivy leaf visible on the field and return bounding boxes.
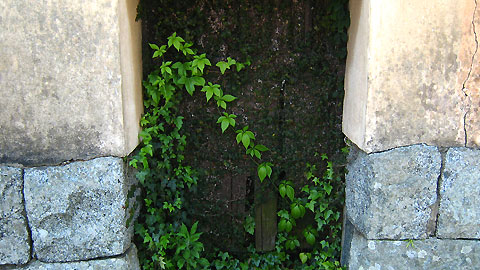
[244,216,255,235]
[258,165,267,182]
[324,183,333,195]
[181,42,194,55]
[149,43,159,50]
[241,133,250,149]
[235,127,255,149]
[324,209,333,220]
[227,57,236,66]
[257,163,273,182]
[160,84,175,102]
[140,117,149,127]
[305,233,315,245]
[236,133,243,145]
[218,101,227,109]
[201,83,221,102]
[222,95,236,102]
[279,184,286,198]
[221,119,229,133]
[167,32,185,51]
[192,54,211,73]
[160,61,172,75]
[286,185,295,201]
[152,51,161,58]
[172,62,188,77]
[184,77,205,95]
[227,115,236,126]
[254,144,269,152]
[216,61,230,74]
[152,45,167,58]
[306,201,316,212]
[299,253,308,264]
[174,116,184,129]
[254,150,261,159]
[236,62,245,72]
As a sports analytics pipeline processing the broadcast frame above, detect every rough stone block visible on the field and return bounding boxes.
[346,145,440,239]
[24,157,137,262]
[0,166,30,265]
[343,0,479,153]
[437,147,480,238]
[0,0,142,166]
[343,228,480,270]
[10,245,140,270]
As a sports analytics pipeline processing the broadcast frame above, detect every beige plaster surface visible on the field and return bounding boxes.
[343,0,479,152]
[0,0,142,165]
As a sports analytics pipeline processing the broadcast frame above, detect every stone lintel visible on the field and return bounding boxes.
[0,0,142,166]
[343,0,478,153]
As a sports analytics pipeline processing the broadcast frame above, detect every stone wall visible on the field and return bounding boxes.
[0,158,140,269]
[0,0,142,269]
[342,0,480,269]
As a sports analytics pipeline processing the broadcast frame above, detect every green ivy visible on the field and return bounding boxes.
[133,0,350,268]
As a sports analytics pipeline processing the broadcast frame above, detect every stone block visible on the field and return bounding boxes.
[344,228,480,270]
[437,147,480,238]
[0,166,30,265]
[24,157,137,262]
[346,145,440,239]
[10,245,140,270]
[343,0,479,153]
[0,0,142,166]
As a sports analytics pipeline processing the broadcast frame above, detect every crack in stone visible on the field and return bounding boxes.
[461,0,478,146]
[20,168,34,263]
[431,148,447,237]
[34,244,135,264]
[462,0,478,96]
[464,112,468,146]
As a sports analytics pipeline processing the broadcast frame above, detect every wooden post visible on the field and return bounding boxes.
[255,179,277,251]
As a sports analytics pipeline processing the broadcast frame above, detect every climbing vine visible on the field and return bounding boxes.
[130,32,347,269]
[131,0,350,269]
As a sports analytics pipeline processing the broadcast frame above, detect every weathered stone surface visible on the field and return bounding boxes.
[0,166,30,265]
[343,0,478,153]
[437,147,480,238]
[462,2,480,148]
[0,0,142,166]
[344,228,480,270]
[346,145,440,239]
[9,245,140,270]
[24,157,137,262]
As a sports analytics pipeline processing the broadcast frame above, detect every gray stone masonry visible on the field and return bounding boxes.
[344,226,480,270]
[437,147,480,239]
[23,157,137,263]
[4,245,140,270]
[0,166,31,265]
[346,144,441,239]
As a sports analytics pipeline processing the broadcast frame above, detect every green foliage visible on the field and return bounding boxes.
[134,0,350,268]
[131,33,268,269]
[208,153,347,269]
[174,222,209,269]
